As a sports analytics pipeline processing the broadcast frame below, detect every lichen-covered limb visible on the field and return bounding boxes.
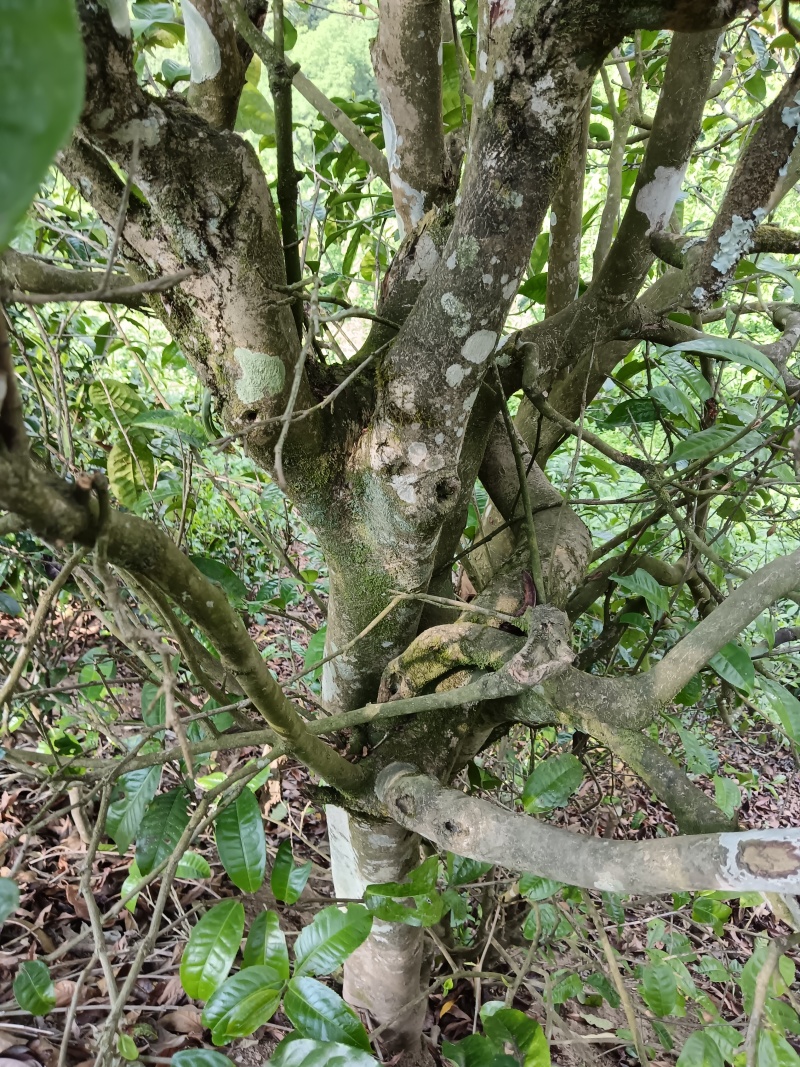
[183,0,246,130]
[371,0,448,236]
[651,224,800,269]
[68,1,326,479]
[688,58,800,309]
[547,100,589,317]
[0,250,144,308]
[0,449,365,792]
[376,765,800,893]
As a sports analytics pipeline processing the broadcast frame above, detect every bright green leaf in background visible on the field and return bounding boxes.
[14,960,55,1016]
[215,787,267,892]
[522,753,584,814]
[0,878,20,925]
[0,0,85,248]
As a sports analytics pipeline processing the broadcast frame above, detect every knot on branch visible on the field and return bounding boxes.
[503,606,573,687]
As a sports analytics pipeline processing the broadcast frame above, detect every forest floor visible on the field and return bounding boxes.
[0,595,799,1067]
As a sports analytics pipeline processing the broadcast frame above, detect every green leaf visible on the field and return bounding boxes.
[756,255,800,302]
[692,896,732,936]
[518,874,563,901]
[641,962,677,1016]
[663,353,713,402]
[89,379,146,423]
[303,624,327,678]
[603,398,657,427]
[713,776,741,819]
[282,15,297,49]
[107,766,162,852]
[0,877,20,925]
[201,965,285,1044]
[667,426,763,467]
[447,853,493,887]
[666,716,718,776]
[176,851,212,881]
[180,899,245,1001]
[117,1033,139,1061]
[284,977,371,1050]
[757,1029,800,1067]
[648,385,699,427]
[293,903,373,977]
[0,592,22,616]
[0,0,85,248]
[140,681,166,728]
[215,787,267,892]
[172,1053,236,1067]
[130,409,206,446]
[443,1033,519,1066]
[189,556,248,604]
[108,436,155,508]
[271,839,312,904]
[677,1032,724,1067]
[13,960,55,1016]
[612,567,669,618]
[589,121,610,140]
[481,1006,550,1067]
[236,82,275,137]
[267,1036,379,1067]
[757,677,800,744]
[669,337,782,387]
[243,909,289,978]
[364,855,444,927]
[709,642,755,693]
[120,859,144,912]
[676,674,703,707]
[522,753,584,814]
[135,788,191,876]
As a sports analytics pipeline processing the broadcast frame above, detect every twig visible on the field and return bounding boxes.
[7,268,194,305]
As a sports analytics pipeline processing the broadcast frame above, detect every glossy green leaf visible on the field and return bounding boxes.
[641,962,677,1016]
[215,787,267,892]
[284,977,371,1050]
[117,1033,139,1061]
[443,1033,519,1067]
[663,353,713,401]
[14,960,55,1016]
[135,788,190,876]
[447,853,493,887]
[667,426,763,467]
[692,896,732,936]
[271,839,312,904]
[243,909,289,978]
[108,436,155,508]
[522,753,584,814]
[677,1032,724,1067]
[120,859,144,913]
[648,385,699,427]
[612,567,669,618]
[757,1029,800,1067]
[603,397,657,427]
[180,899,245,1001]
[0,0,85,248]
[176,850,212,881]
[172,1053,236,1067]
[0,877,20,925]
[709,642,755,693]
[293,903,373,977]
[201,965,285,1044]
[130,409,206,446]
[267,1036,379,1067]
[713,776,741,819]
[106,766,162,853]
[481,1005,550,1067]
[364,855,444,927]
[190,555,248,603]
[518,874,563,901]
[669,337,782,387]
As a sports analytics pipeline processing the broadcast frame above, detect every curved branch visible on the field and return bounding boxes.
[376,764,800,893]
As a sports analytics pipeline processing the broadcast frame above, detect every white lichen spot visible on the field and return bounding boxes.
[711,209,766,273]
[549,209,558,229]
[434,432,445,445]
[446,250,458,270]
[528,72,560,131]
[437,42,443,65]
[482,81,494,109]
[455,426,464,437]
[234,347,286,404]
[495,60,505,78]
[183,0,222,83]
[113,115,164,147]
[407,232,439,281]
[479,50,488,73]
[440,292,471,337]
[635,164,687,235]
[482,273,494,286]
[781,91,800,132]
[408,442,428,466]
[206,600,214,608]
[461,329,497,364]
[105,0,130,36]
[492,0,515,27]
[390,474,418,505]
[692,286,708,305]
[446,363,467,387]
[503,277,518,300]
[463,387,480,412]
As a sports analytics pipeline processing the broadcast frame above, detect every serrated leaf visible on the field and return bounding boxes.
[284,977,371,1050]
[89,379,146,423]
[0,0,85,248]
[106,766,162,853]
[709,642,755,693]
[293,904,373,977]
[271,839,312,904]
[14,960,55,1016]
[243,909,289,978]
[641,962,677,1016]
[201,965,285,1044]
[667,426,764,467]
[267,1036,379,1067]
[669,337,783,387]
[135,788,190,876]
[0,877,20,925]
[180,900,245,1001]
[215,787,267,892]
[108,436,155,507]
[522,753,584,814]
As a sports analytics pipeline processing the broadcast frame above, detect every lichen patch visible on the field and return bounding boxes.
[234,347,286,404]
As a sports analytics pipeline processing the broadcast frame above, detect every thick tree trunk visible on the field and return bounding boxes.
[327,806,430,1060]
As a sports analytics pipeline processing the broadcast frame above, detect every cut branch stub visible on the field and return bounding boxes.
[376,765,800,895]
